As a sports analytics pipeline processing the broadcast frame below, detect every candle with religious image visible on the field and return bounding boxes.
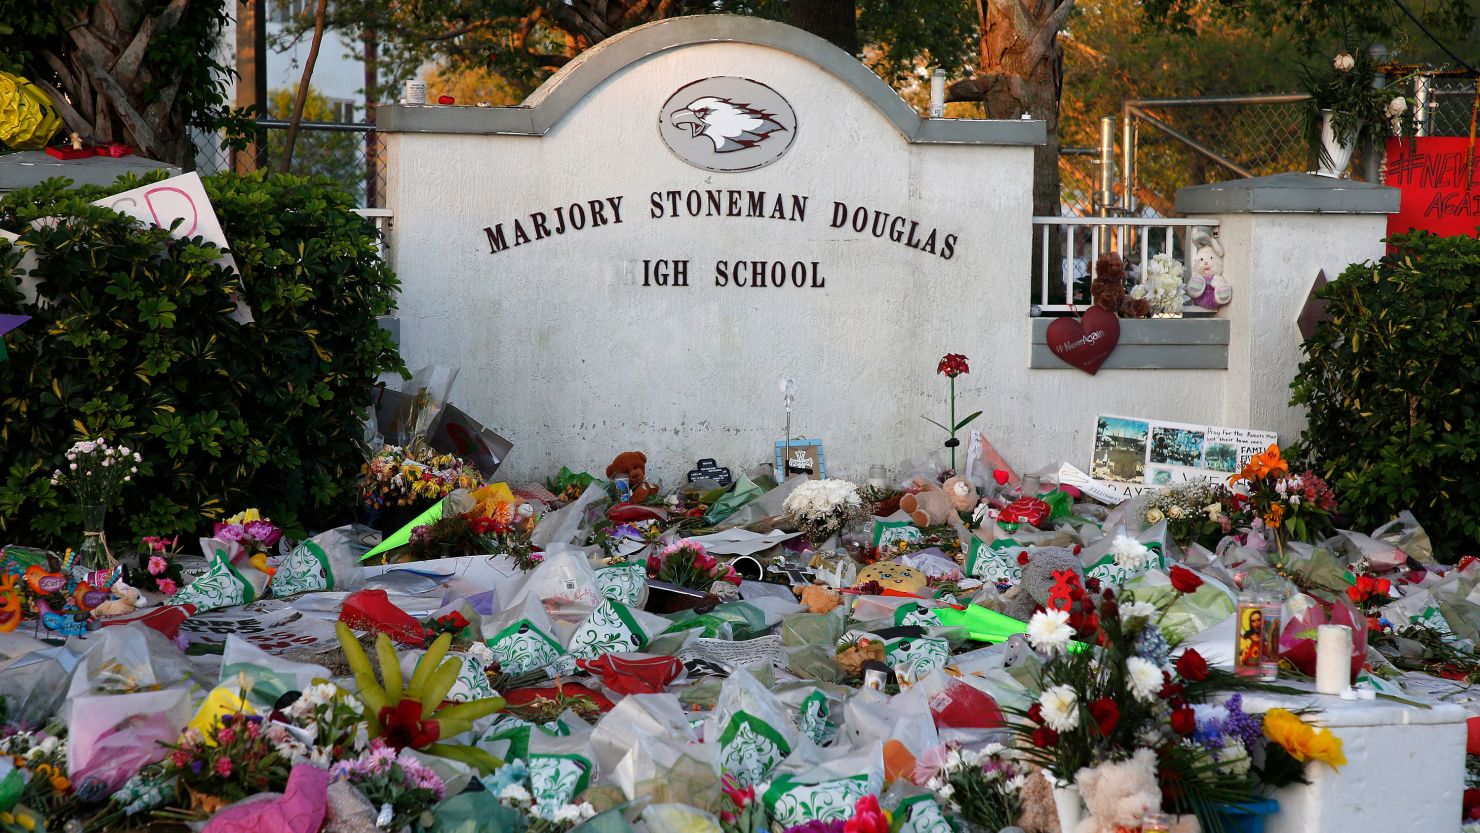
[1236,590,1280,679]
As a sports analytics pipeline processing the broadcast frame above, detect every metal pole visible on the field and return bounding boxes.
[1128,107,1257,179]
[1098,116,1115,219]
[1122,110,1136,214]
[1414,74,1432,137]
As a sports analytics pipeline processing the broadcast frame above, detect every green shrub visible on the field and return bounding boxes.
[1290,230,1480,562]
[0,172,404,547]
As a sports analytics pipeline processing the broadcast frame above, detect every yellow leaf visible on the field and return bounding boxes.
[51,378,61,400]
[72,419,87,436]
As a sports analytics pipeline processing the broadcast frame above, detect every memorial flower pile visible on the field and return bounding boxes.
[1227,445,1338,545]
[161,715,290,808]
[782,478,864,543]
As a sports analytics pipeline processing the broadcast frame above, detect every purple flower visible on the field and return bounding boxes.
[191,759,203,773]
[782,821,846,833]
[244,520,282,546]
[215,524,247,543]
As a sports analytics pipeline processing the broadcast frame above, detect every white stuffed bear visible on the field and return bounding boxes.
[1185,231,1230,310]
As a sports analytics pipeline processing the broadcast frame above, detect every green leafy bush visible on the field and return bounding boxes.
[0,172,404,547]
[1291,231,1480,562]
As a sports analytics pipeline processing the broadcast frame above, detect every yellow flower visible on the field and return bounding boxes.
[1302,727,1346,769]
[225,507,262,525]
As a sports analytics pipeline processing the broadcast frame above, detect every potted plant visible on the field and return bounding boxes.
[1302,48,1414,178]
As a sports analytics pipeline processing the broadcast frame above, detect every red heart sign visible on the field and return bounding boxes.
[1045,307,1121,375]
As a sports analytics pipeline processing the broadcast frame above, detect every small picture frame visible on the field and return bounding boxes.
[775,439,825,480]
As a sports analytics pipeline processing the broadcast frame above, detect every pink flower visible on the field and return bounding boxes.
[170,749,191,768]
[147,555,168,576]
[157,578,178,595]
[215,757,233,777]
[217,727,236,744]
[244,520,282,546]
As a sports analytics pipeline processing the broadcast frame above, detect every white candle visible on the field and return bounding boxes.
[929,69,945,118]
[1315,623,1353,694]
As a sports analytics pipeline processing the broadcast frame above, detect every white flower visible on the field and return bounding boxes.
[1027,609,1075,653]
[1333,52,1355,71]
[936,783,955,800]
[1005,774,1028,792]
[1387,97,1407,117]
[1110,533,1152,570]
[1121,601,1158,622]
[1039,684,1079,732]
[69,463,77,471]
[468,641,495,667]
[1289,495,1301,506]
[303,682,338,707]
[498,784,532,803]
[978,742,1005,759]
[1168,505,1185,519]
[943,749,963,772]
[1204,503,1222,522]
[118,446,130,456]
[1145,507,1165,524]
[1126,656,1163,703]
[925,776,944,793]
[552,804,585,823]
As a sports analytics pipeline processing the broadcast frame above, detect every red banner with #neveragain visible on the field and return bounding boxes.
[1384,137,1480,238]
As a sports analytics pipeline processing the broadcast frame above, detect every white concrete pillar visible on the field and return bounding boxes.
[1176,174,1398,443]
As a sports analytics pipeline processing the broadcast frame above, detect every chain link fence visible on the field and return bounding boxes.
[194,121,386,208]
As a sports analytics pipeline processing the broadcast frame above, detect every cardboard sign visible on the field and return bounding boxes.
[1090,413,1277,497]
[1384,137,1480,238]
[91,172,254,323]
[775,439,824,480]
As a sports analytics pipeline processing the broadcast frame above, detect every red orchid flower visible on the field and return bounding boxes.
[936,353,970,378]
[377,699,441,750]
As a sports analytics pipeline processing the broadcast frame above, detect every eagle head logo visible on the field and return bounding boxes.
[669,96,786,154]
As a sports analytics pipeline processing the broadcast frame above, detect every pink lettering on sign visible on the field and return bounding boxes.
[143,186,199,237]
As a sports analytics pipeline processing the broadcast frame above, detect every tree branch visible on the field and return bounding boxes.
[77,48,160,153]
[114,0,190,87]
[1025,0,1075,70]
[281,0,329,171]
[29,75,97,143]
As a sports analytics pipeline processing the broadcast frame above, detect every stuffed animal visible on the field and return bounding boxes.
[1089,252,1125,314]
[943,475,979,513]
[1074,749,1199,833]
[1001,547,1085,622]
[606,451,656,503]
[1186,231,1230,310]
[795,584,844,614]
[856,561,928,594]
[900,488,954,528]
[91,581,141,618]
[1016,765,1061,833]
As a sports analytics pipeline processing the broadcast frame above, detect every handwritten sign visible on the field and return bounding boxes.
[1384,137,1480,238]
[93,172,254,323]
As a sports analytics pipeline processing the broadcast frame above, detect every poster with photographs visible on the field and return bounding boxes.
[1091,414,1277,496]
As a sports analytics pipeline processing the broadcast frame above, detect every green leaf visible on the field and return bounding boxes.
[953,410,983,431]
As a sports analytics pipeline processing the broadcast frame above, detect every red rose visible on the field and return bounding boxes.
[1089,697,1119,736]
[1027,702,1045,724]
[1169,566,1204,594]
[1175,649,1209,682]
[936,353,970,377]
[1017,551,1030,566]
[1170,707,1196,736]
[1032,726,1059,748]
[1085,577,1101,593]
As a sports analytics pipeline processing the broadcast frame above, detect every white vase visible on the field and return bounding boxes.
[1045,770,1084,830]
[1316,109,1356,178]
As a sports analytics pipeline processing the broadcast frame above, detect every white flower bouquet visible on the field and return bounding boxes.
[781,478,864,543]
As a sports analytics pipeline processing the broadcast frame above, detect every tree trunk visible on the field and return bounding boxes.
[787,0,859,54]
[280,0,330,172]
[32,0,199,166]
[948,0,1074,303]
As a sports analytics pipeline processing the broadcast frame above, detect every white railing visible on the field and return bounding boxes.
[1031,216,1218,314]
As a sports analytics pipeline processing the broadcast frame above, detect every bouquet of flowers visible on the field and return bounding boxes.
[1302,48,1415,165]
[0,729,71,816]
[361,446,483,514]
[1227,445,1338,546]
[50,437,141,569]
[782,479,863,544]
[913,741,1027,832]
[468,496,541,570]
[161,714,290,810]
[718,775,768,833]
[1188,694,1260,783]
[1258,707,1345,786]
[1012,574,1257,825]
[335,739,446,832]
[1139,481,1228,550]
[1130,252,1186,315]
[265,682,370,767]
[647,539,740,591]
[399,513,496,563]
[489,775,597,831]
[124,535,185,596]
[214,508,283,556]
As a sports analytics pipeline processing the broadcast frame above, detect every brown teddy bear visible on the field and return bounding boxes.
[1090,252,1149,319]
[606,451,655,503]
[899,488,954,528]
[943,475,979,513]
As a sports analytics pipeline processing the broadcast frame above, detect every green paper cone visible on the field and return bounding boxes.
[932,604,1029,643]
[362,497,448,560]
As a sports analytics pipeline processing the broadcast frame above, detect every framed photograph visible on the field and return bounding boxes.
[775,439,825,480]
